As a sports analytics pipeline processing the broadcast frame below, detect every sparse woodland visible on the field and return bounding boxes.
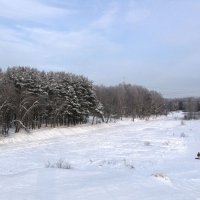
[95,84,165,122]
[0,67,166,135]
[166,97,200,119]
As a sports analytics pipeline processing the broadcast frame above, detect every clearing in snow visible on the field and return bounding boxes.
[0,112,200,200]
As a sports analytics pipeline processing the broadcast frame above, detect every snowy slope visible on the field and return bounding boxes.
[0,112,200,200]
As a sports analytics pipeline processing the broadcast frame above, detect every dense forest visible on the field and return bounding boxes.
[0,67,166,135]
[0,67,103,135]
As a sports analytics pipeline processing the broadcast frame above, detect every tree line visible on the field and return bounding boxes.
[0,67,166,136]
[95,84,165,122]
[0,67,103,135]
[166,97,200,119]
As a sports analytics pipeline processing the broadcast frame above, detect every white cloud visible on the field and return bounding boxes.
[125,8,150,23]
[92,4,119,29]
[125,1,150,23]
[0,25,122,68]
[21,27,120,53]
[0,0,72,21]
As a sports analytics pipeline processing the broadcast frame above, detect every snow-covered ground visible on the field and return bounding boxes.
[0,112,200,200]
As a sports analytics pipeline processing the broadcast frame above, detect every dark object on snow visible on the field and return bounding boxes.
[195,152,200,159]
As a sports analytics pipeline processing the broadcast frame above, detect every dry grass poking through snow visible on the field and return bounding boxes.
[45,159,72,169]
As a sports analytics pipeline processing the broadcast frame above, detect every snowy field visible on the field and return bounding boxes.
[0,112,200,200]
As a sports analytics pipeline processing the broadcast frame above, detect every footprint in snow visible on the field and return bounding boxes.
[152,173,173,186]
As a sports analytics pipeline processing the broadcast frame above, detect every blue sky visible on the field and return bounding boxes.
[0,0,200,97]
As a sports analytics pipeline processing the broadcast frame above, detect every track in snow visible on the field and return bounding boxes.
[0,112,200,200]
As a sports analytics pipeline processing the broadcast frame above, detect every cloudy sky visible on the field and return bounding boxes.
[0,0,200,97]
